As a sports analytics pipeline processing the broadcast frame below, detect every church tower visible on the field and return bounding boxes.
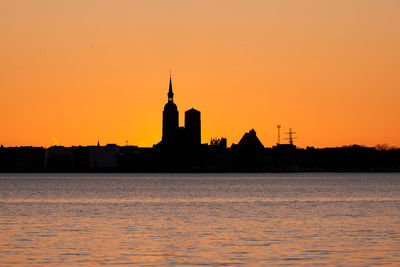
[185,108,201,146]
[162,75,179,144]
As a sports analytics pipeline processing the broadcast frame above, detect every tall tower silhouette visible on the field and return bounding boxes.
[185,108,201,146]
[162,75,179,144]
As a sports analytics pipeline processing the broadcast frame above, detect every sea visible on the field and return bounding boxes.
[1,173,400,266]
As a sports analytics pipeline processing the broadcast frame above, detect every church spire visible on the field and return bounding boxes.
[168,74,174,102]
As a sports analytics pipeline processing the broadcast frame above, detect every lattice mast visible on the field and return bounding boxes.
[285,128,297,145]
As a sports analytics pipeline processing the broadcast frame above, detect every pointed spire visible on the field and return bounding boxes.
[168,73,174,102]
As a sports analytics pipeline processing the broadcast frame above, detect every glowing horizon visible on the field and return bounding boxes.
[1,0,399,148]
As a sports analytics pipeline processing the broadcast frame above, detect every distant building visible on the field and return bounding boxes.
[45,146,73,171]
[231,129,265,171]
[0,146,46,172]
[88,144,118,169]
[210,138,227,150]
[160,75,201,148]
[185,108,201,146]
[236,129,264,151]
[162,76,179,145]
[45,144,118,171]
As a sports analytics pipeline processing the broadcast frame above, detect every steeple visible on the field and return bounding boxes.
[162,74,179,145]
[168,74,174,102]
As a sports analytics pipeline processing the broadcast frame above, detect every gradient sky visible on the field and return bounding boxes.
[1,0,399,148]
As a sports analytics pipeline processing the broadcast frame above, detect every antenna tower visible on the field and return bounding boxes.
[277,125,281,145]
[285,128,297,145]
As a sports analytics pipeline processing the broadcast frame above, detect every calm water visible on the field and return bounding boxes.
[1,173,400,266]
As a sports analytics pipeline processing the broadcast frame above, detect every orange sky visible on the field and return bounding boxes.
[1,0,399,148]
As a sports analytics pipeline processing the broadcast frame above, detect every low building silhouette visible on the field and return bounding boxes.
[1,143,400,173]
[45,146,73,172]
[210,138,227,150]
[271,144,297,171]
[45,144,118,172]
[88,144,118,170]
[0,146,45,172]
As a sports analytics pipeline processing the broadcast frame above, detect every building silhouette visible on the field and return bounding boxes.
[160,75,201,148]
[185,108,201,147]
[162,76,179,145]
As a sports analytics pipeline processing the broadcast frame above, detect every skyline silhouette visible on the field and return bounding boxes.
[1,1,400,148]
[1,77,399,173]
[0,74,399,150]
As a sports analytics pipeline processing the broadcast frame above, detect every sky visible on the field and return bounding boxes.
[0,0,399,148]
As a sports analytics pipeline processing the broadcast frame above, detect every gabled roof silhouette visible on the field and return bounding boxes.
[237,129,264,150]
